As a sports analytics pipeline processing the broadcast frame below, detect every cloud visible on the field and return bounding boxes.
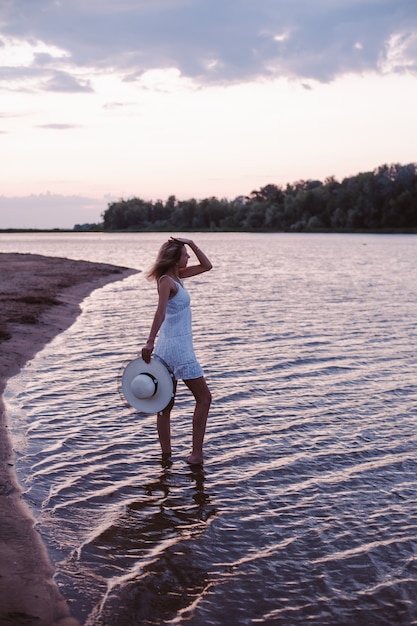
[42,70,93,92]
[36,123,82,129]
[382,31,417,72]
[1,0,416,90]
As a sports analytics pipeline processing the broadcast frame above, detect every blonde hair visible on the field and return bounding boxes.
[146,239,184,281]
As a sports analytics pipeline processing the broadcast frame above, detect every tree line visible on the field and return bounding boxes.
[77,163,417,232]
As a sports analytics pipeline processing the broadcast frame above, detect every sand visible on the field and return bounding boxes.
[0,252,138,626]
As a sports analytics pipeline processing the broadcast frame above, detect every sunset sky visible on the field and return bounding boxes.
[1,0,416,228]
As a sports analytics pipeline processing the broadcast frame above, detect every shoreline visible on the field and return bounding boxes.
[0,252,138,626]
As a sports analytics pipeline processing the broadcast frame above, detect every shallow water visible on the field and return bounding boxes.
[2,232,417,625]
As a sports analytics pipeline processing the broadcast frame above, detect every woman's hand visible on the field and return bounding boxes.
[141,340,154,363]
[170,236,193,246]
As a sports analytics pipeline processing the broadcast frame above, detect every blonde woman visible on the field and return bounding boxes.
[142,237,212,465]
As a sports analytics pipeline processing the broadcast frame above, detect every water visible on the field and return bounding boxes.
[2,232,417,625]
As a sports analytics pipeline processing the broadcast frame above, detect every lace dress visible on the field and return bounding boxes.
[155,276,203,380]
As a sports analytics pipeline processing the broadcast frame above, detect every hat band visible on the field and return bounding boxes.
[141,372,158,397]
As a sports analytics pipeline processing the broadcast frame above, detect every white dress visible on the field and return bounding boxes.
[155,276,203,380]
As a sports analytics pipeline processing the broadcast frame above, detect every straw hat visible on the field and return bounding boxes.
[120,355,175,414]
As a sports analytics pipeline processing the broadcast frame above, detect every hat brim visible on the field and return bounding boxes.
[121,355,175,414]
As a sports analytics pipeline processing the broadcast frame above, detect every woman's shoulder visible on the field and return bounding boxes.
[158,274,178,284]
[158,274,180,295]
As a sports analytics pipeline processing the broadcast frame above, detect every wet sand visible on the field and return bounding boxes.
[0,252,138,626]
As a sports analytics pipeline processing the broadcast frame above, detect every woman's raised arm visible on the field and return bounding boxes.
[172,237,212,277]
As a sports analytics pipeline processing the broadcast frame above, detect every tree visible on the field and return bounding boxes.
[100,162,417,233]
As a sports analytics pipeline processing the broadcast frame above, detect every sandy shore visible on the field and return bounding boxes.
[0,252,138,626]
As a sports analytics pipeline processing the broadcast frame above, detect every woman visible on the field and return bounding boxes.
[141,237,212,465]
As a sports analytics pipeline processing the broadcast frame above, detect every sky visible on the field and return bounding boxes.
[1,0,417,229]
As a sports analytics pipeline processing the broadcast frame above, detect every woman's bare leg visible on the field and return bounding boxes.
[157,383,176,455]
[184,376,211,464]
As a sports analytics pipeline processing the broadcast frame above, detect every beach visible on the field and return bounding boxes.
[0,252,138,626]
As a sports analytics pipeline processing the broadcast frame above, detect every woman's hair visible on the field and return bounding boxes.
[146,239,184,281]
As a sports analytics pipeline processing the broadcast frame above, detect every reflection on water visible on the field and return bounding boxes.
[77,464,217,625]
[3,233,417,625]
